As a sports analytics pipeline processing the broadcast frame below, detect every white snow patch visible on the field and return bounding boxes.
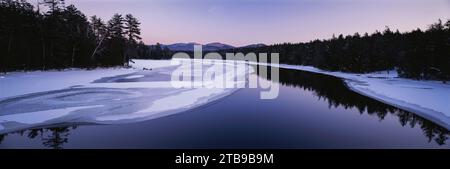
[124,75,145,79]
[131,59,173,70]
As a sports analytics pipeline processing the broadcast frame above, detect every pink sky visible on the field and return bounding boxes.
[64,0,450,46]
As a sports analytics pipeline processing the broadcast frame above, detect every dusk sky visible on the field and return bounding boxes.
[64,0,450,46]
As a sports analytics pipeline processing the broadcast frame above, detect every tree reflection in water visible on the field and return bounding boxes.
[42,127,74,149]
[258,66,450,145]
[0,134,4,145]
[0,126,76,149]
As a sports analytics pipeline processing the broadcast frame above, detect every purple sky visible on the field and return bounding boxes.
[64,0,450,46]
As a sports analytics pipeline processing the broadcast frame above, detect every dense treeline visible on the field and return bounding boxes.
[223,20,450,82]
[136,43,173,60]
[0,0,144,71]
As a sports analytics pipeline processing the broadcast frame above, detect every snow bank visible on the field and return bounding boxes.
[344,76,450,129]
[249,62,450,129]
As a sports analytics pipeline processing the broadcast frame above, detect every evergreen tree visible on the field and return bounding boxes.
[151,43,163,59]
[90,15,107,39]
[106,13,126,66]
[136,41,150,59]
[62,5,92,67]
[124,14,141,44]
[124,14,141,62]
[107,13,125,38]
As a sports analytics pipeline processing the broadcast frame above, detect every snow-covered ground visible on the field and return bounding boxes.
[0,68,134,100]
[249,61,450,130]
[0,59,249,134]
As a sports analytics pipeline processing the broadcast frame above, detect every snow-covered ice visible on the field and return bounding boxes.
[0,68,135,100]
[0,59,251,134]
[0,59,175,100]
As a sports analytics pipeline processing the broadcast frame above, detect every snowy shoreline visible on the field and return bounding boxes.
[248,61,450,130]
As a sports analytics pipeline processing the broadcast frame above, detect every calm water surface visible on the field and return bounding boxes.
[1,68,449,149]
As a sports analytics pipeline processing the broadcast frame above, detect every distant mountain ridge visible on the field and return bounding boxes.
[239,43,267,49]
[155,42,266,51]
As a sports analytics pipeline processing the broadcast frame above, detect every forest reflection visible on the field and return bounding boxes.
[0,126,76,149]
[257,66,450,146]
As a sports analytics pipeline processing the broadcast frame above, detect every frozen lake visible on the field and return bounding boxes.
[1,67,449,149]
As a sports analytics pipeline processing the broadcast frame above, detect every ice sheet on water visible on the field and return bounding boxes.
[0,60,252,134]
